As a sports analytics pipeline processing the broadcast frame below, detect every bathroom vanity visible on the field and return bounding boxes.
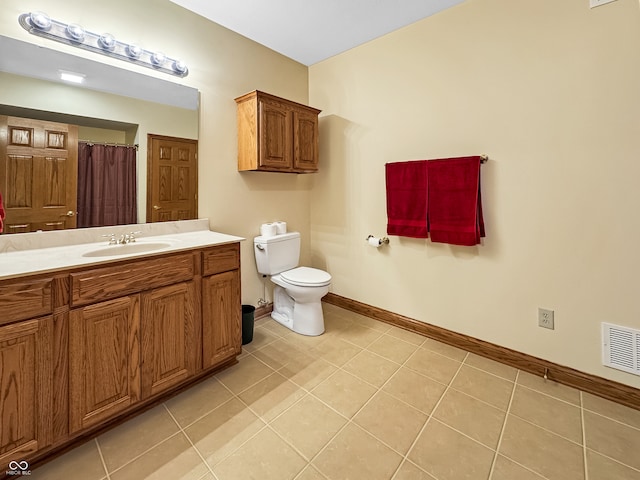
[0,220,243,470]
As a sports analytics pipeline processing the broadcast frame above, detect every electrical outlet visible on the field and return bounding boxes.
[590,0,617,8]
[538,308,555,330]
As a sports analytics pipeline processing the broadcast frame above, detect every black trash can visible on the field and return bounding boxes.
[241,305,255,345]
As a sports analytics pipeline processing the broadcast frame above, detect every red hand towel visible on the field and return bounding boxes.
[0,192,5,234]
[385,160,429,238]
[427,156,484,246]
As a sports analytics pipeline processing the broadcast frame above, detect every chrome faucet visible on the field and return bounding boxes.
[101,231,142,245]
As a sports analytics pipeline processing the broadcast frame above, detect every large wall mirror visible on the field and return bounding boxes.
[0,35,199,232]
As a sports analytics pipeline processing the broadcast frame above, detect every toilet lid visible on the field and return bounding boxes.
[281,267,331,287]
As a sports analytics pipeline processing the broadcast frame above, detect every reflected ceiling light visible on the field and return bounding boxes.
[59,71,85,84]
[18,12,189,78]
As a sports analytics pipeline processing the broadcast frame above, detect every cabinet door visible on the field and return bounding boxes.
[0,317,52,467]
[258,99,292,170]
[293,108,319,171]
[69,296,140,433]
[141,282,198,398]
[202,271,241,369]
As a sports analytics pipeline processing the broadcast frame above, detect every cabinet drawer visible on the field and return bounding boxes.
[0,277,52,325]
[71,253,194,306]
[202,244,240,276]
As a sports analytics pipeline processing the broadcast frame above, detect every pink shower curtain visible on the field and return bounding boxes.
[77,142,137,228]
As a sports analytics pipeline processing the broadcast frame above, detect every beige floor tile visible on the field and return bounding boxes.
[110,433,209,480]
[270,394,347,460]
[184,397,265,466]
[408,419,494,480]
[259,318,295,338]
[354,391,427,454]
[342,350,400,387]
[450,365,514,410]
[499,415,584,480]
[333,323,385,348]
[405,347,462,384]
[367,333,420,364]
[393,460,437,479]
[348,312,392,332]
[213,428,306,480]
[283,329,331,350]
[165,376,233,427]
[98,404,180,472]
[34,439,107,480]
[295,465,328,480]
[382,367,447,414]
[583,392,640,429]
[252,338,311,370]
[584,410,640,471]
[422,338,467,361]
[464,353,518,381]
[517,371,580,405]
[313,423,402,480]
[311,369,377,418]
[385,326,427,346]
[241,325,281,352]
[215,354,275,394]
[586,449,640,480]
[310,338,363,367]
[279,355,337,389]
[491,455,546,480]
[510,385,582,443]
[433,388,506,449]
[238,372,306,422]
[197,474,215,480]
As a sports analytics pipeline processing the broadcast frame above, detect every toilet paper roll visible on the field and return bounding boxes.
[368,236,382,247]
[260,223,277,237]
[275,221,287,234]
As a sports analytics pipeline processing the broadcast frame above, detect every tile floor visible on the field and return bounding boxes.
[36,303,640,480]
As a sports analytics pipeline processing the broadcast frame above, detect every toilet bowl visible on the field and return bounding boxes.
[270,267,331,336]
[254,232,331,336]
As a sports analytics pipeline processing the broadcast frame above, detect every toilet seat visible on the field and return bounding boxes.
[280,267,331,287]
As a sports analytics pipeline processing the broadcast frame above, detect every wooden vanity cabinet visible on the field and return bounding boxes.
[0,241,242,467]
[202,244,241,369]
[69,295,140,432]
[0,316,53,468]
[236,90,321,173]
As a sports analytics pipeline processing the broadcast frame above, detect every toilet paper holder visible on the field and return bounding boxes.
[366,235,389,246]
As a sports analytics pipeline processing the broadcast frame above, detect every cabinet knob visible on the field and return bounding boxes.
[153,205,161,210]
[65,211,75,217]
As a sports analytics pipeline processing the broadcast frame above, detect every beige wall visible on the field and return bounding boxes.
[1,0,311,305]
[309,0,640,387]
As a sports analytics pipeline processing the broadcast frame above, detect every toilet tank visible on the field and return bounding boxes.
[254,231,300,275]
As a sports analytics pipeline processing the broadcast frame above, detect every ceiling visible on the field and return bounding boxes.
[169,0,466,66]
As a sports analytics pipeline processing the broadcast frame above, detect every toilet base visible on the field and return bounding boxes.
[271,285,325,336]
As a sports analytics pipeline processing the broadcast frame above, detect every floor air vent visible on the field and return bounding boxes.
[602,322,640,376]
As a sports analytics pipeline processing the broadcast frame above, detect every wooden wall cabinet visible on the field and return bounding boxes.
[0,242,241,469]
[236,90,321,173]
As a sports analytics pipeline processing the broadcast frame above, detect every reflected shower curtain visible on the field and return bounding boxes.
[77,142,137,228]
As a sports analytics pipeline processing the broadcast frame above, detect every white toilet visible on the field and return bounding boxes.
[254,232,331,336]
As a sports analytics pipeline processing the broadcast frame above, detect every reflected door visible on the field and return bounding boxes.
[0,116,78,233]
[147,134,198,223]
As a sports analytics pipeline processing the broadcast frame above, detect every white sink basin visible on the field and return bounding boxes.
[82,241,173,257]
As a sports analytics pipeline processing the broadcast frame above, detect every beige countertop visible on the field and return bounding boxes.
[0,219,244,281]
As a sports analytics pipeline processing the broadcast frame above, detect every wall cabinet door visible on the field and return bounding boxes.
[202,271,241,370]
[69,296,140,433]
[141,282,198,398]
[258,98,292,170]
[0,317,52,467]
[293,108,319,171]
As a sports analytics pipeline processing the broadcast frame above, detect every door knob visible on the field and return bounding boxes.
[153,205,161,210]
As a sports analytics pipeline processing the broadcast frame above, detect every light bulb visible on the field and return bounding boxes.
[98,33,116,51]
[66,23,85,42]
[29,11,51,30]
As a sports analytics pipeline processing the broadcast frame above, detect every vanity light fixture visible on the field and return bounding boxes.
[18,12,189,78]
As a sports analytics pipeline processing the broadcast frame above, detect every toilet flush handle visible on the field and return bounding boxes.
[256,244,265,251]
